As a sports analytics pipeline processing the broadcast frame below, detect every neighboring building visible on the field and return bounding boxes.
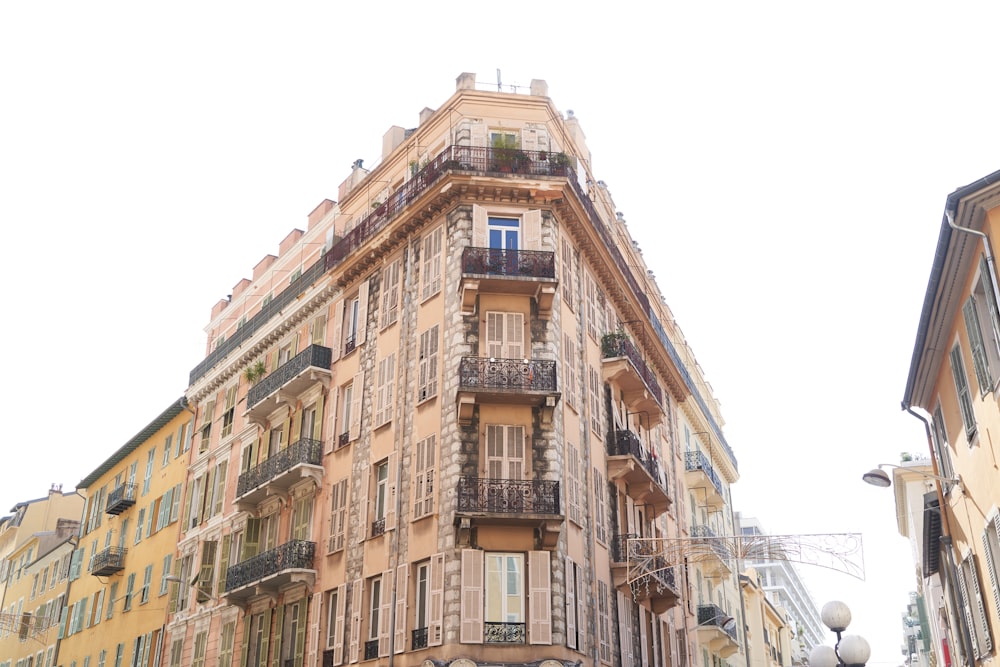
[57,398,191,667]
[736,515,823,665]
[902,167,1000,667]
[741,568,791,667]
[901,591,933,667]
[169,72,738,667]
[0,518,78,667]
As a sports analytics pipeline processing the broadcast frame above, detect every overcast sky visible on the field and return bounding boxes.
[4,2,1000,664]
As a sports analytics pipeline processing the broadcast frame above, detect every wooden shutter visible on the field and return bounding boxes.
[428,553,444,647]
[378,571,392,656]
[473,205,487,248]
[385,452,397,531]
[618,591,634,667]
[565,556,577,649]
[325,385,339,454]
[965,297,991,393]
[271,605,285,667]
[355,279,369,347]
[349,373,363,441]
[218,534,231,595]
[295,598,308,667]
[243,518,260,560]
[576,562,586,653]
[168,559,180,613]
[213,462,227,517]
[529,551,552,645]
[460,549,483,643]
[357,463,369,543]
[394,564,408,654]
[349,579,362,663]
[333,583,347,665]
[523,210,541,250]
[259,608,272,667]
[639,605,649,667]
[330,299,344,362]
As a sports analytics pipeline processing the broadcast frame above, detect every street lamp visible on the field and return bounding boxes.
[861,463,962,493]
[808,601,871,667]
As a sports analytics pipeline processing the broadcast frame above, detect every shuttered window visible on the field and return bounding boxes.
[460,549,484,644]
[959,553,993,658]
[417,326,440,402]
[374,354,396,428]
[485,312,524,359]
[428,554,444,647]
[486,425,525,480]
[563,333,578,411]
[950,344,978,441]
[328,479,348,554]
[380,256,401,329]
[598,580,612,663]
[567,444,582,526]
[561,236,575,310]
[413,435,436,519]
[528,551,551,645]
[421,227,443,301]
[593,469,607,544]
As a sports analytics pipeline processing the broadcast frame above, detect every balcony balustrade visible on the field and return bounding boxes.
[223,540,316,605]
[484,621,526,644]
[322,650,336,667]
[370,518,386,538]
[90,546,127,576]
[457,476,560,516]
[235,438,323,510]
[245,345,332,423]
[459,247,558,317]
[363,640,379,660]
[684,451,726,509]
[609,534,680,613]
[690,525,732,575]
[456,356,559,425]
[105,483,136,516]
[411,627,428,651]
[606,429,671,516]
[697,603,740,657]
[600,334,664,426]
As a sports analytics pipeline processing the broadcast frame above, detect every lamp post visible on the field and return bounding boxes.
[861,464,962,493]
[808,601,871,667]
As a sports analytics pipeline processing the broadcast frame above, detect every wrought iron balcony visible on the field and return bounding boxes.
[338,432,349,448]
[322,650,336,667]
[364,640,379,660]
[456,476,561,517]
[609,534,680,613]
[698,603,739,636]
[223,540,316,602]
[684,451,725,509]
[690,525,732,575]
[235,438,323,509]
[411,627,428,650]
[245,345,332,422]
[606,429,671,515]
[484,621,526,644]
[459,247,558,317]
[456,356,559,425]
[370,518,386,538]
[105,483,136,516]
[90,546,127,576]
[600,334,664,415]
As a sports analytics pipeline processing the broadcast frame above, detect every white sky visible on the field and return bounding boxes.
[3,2,1000,665]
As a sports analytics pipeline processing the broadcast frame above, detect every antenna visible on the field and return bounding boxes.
[496,68,502,92]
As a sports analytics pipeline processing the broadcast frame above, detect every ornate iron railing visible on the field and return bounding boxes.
[460,247,556,279]
[691,525,732,569]
[698,603,737,640]
[90,546,127,576]
[601,334,663,407]
[459,356,557,393]
[684,451,724,497]
[457,476,560,515]
[363,640,379,660]
[224,540,315,592]
[608,430,667,494]
[484,621,526,643]
[411,627,428,650]
[370,518,385,538]
[236,438,323,497]
[321,650,336,667]
[247,345,332,410]
[338,432,349,448]
[612,534,677,593]
[105,483,136,515]
[344,335,356,356]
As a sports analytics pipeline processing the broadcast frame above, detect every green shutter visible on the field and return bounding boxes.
[260,608,272,667]
[295,601,307,667]
[271,605,285,667]
[964,297,991,393]
[218,534,232,595]
[240,615,252,667]
[243,519,260,561]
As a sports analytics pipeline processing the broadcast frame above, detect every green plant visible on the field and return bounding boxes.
[244,359,266,385]
[600,331,630,358]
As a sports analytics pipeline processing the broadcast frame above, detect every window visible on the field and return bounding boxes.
[958,553,993,658]
[380,256,401,329]
[485,553,524,624]
[598,580,612,663]
[140,565,152,604]
[328,478,348,554]
[221,385,238,438]
[950,344,978,441]
[374,353,396,427]
[563,333,578,411]
[417,326,439,402]
[327,586,344,650]
[168,639,182,667]
[967,255,1000,395]
[593,469,607,544]
[585,271,597,340]
[123,573,135,612]
[421,226,443,301]
[191,631,207,667]
[339,382,354,445]
[368,576,383,643]
[413,436,436,519]
[142,448,155,496]
[218,621,236,667]
[485,311,523,359]
[415,562,430,632]
[198,401,214,454]
[159,555,172,596]
[246,612,268,667]
[292,494,313,541]
[567,444,582,526]
[280,600,305,667]
[486,425,525,482]
[107,583,117,620]
[310,313,327,346]
[373,461,389,537]
[134,509,145,545]
[589,365,603,435]
[345,296,361,354]
[162,436,172,468]
[565,557,585,652]
[211,461,227,518]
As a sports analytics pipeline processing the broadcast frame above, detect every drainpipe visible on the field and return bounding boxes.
[902,405,974,667]
[946,209,1000,353]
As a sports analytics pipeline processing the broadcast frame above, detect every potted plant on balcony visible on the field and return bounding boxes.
[601,331,629,359]
[243,359,266,385]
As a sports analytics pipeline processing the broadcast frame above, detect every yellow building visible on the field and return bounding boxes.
[903,168,1000,667]
[172,72,738,667]
[0,517,78,667]
[56,398,191,667]
[741,569,790,667]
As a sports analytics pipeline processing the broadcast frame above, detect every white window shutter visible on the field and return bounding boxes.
[473,205,487,248]
[355,279,369,347]
[379,570,392,656]
[349,579,362,663]
[349,373,363,441]
[618,591,634,667]
[529,550,552,645]
[330,299,344,362]
[333,583,346,665]
[394,564,408,654]
[639,605,649,667]
[357,463,369,542]
[523,210,541,251]
[308,592,322,667]
[565,556,577,649]
[325,385,339,454]
[429,553,444,647]
[576,563,587,653]
[385,452,397,531]
[460,549,483,643]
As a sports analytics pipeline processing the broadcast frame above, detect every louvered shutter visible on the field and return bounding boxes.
[428,553,444,646]
[639,605,649,667]
[394,564,408,654]
[357,463,369,542]
[332,583,347,665]
[970,554,993,654]
[378,571,392,656]
[529,551,552,644]
[565,557,577,649]
[218,534,231,595]
[618,591,634,667]
[576,565,586,653]
[325,385,339,454]
[240,619,251,667]
[330,299,344,361]
[270,604,284,667]
[965,297,992,393]
[460,549,483,643]
[981,256,1000,355]
[349,373,363,441]
[523,210,541,250]
[296,597,309,667]
[243,518,260,560]
[349,579,362,663]
[385,452,397,531]
[473,205,487,248]
[355,280,369,347]
[259,608,272,667]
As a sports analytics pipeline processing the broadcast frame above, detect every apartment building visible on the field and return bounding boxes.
[57,398,191,667]
[170,72,738,667]
[740,569,790,667]
[902,167,1000,667]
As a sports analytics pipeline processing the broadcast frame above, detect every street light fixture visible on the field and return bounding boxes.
[861,463,962,492]
[808,601,871,667]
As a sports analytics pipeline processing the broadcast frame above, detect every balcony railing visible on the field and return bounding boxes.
[601,334,663,407]
[105,483,137,516]
[461,247,556,279]
[338,432,349,448]
[247,345,332,411]
[459,357,557,392]
[698,603,738,640]
[90,546,127,576]
[236,438,323,498]
[411,627,428,650]
[609,430,667,492]
[684,450,724,496]
[457,476,560,515]
[484,621,526,644]
[611,533,677,592]
[322,650,336,667]
[691,525,732,569]
[224,540,315,592]
[364,640,379,660]
[370,518,386,538]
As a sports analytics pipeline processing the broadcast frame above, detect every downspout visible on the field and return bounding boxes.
[903,405,974,667]
[946,209,1000,353]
